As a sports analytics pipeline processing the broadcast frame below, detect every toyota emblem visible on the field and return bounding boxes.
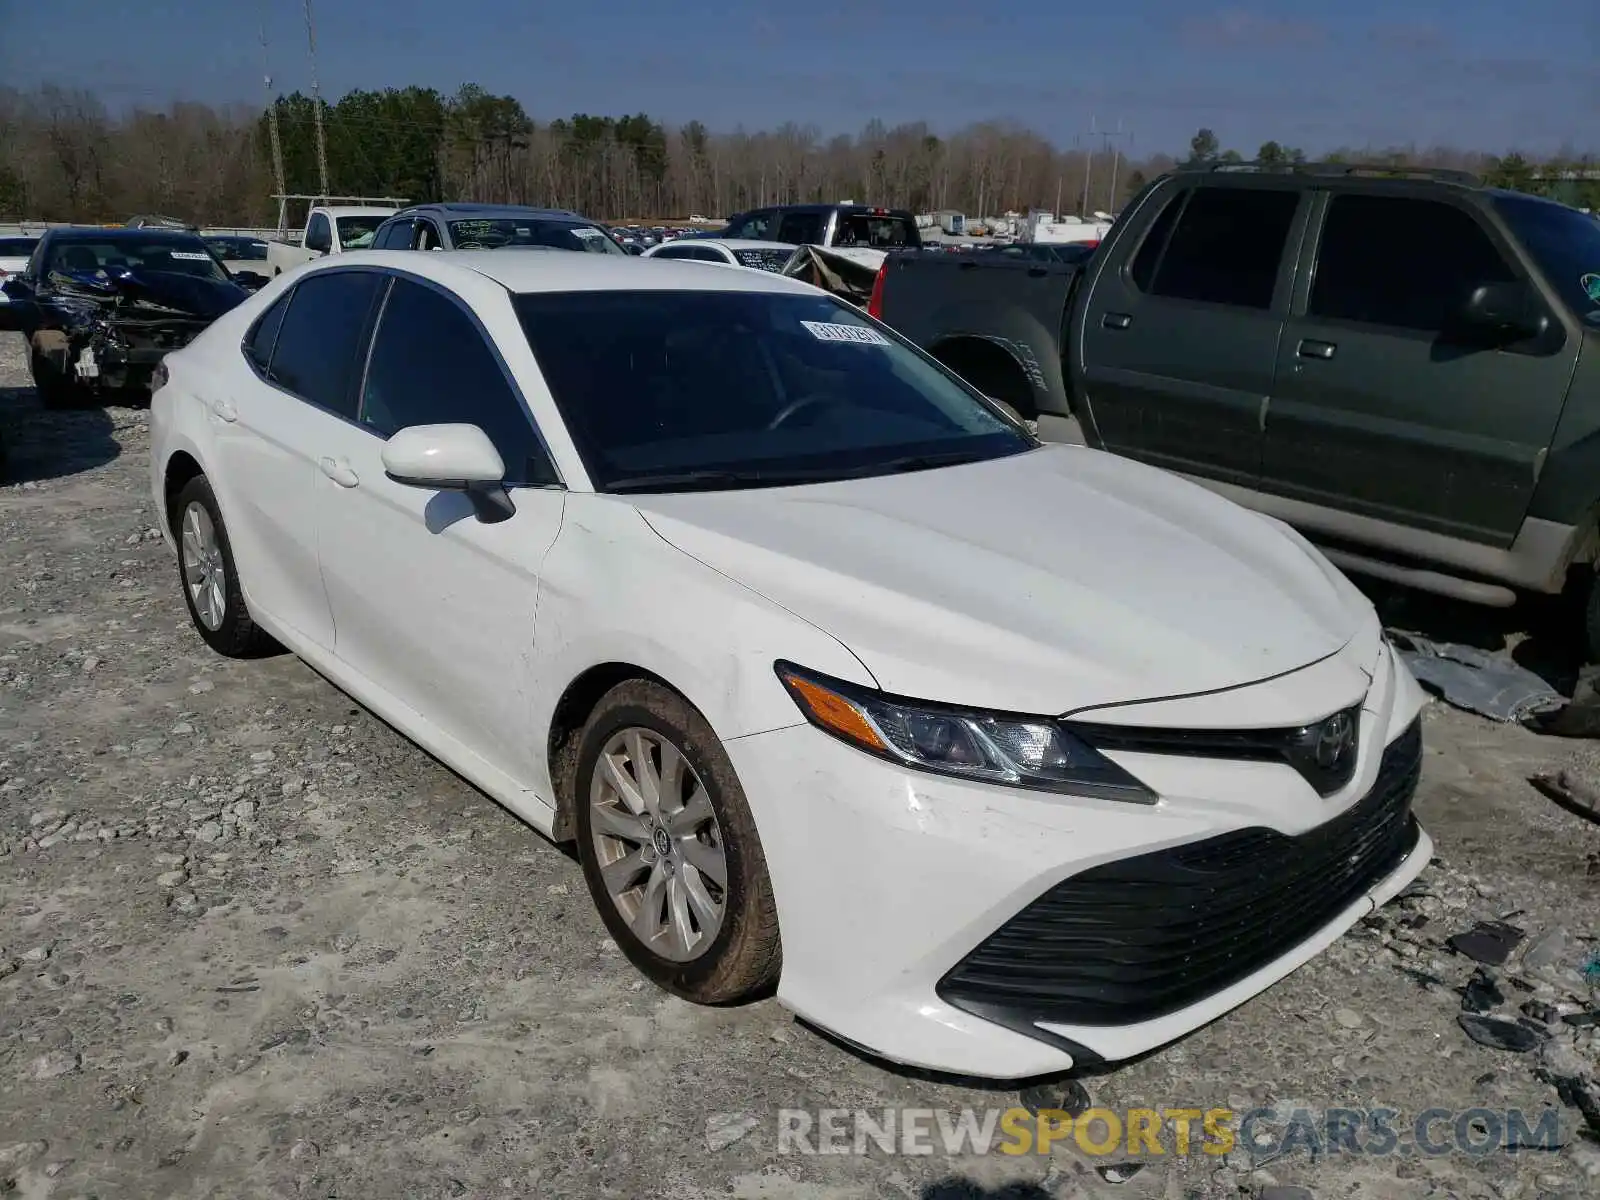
[1314,711,1355,770]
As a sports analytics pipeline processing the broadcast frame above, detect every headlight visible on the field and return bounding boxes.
[774,661,1156,804]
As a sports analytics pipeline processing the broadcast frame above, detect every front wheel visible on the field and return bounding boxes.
[171,475,275,658]
[573,680,781,1003]
[29,346,79,410]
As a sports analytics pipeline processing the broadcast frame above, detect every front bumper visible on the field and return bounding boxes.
[723,638,1431,1080]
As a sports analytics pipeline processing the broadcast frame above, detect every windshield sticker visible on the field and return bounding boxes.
[1584,273,1600,303]
[801,320,890,345]
[169,251,212,261]
[570,227,605,239]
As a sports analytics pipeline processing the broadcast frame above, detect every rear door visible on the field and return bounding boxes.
[212,268,386,648]
[1077,181,1306,488]
[1262,190,1578,545]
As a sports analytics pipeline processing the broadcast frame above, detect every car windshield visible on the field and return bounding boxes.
[514,289,1032,492]
[44,235,231,282]
[449,217,627,255]
[206,237,268,261]
[1493,194,1600,320]
[336,216,387,249]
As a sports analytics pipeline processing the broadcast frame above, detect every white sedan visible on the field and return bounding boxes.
[642,237,798,273]
[147,251,1432,1080]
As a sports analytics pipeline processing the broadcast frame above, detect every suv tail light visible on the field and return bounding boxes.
[867,260,888,320]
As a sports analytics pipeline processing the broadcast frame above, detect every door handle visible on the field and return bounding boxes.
[1102,312,1133,330]
[210,397,237,422]
[1298,339,1337,360]
[318,457,359,488]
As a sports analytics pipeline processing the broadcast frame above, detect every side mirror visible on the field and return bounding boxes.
[1460,281,1547,340]
[381,423,513,523]
[232,270,267,289]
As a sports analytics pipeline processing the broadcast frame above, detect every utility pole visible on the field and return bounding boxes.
[1098,121,1132,213]
[303,0,330,200]
[1079,118,1096,217]
[260,12,288,232]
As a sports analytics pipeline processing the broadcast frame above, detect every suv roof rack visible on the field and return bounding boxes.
[1176,161,1482,186]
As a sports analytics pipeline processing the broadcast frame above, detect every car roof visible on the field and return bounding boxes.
[310,249,820,296]
[45,226,203,241]
[396,203,588,220]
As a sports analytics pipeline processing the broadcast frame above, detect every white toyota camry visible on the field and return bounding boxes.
[148,251,1433,1080]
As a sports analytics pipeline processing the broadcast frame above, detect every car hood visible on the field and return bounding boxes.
[633,444,1369,716]
[47,267,248,318]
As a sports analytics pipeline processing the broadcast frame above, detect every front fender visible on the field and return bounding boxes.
[527,496,877,800]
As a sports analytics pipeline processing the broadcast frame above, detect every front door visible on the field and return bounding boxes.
[313,274,566,784]
[1077,182,1305,489]
[1262,191,1579,546]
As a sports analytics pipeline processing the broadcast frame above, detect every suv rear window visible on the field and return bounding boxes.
[835,212,919,249]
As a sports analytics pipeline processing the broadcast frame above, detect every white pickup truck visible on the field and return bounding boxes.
[266,205,398,276]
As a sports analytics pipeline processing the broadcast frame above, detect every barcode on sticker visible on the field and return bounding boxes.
[800,320,889,345]
[169,251,212,261]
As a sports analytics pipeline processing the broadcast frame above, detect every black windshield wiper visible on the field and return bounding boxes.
[875,450,996,475]
[605,468,845,494]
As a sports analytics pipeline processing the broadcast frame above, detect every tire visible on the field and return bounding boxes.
[572,679,781,1004]
[170,475,274,658]
[1583,571,1600,665]
[29,346,79,410]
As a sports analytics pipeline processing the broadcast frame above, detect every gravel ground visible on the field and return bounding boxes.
[0,330,1596,1200]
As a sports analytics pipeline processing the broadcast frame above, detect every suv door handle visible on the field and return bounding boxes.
[1102,312,1133,330]
[210,397,237,422]
[1298,339,1337,360]
[318,457,359,488]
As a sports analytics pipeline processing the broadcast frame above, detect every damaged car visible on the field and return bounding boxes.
[0,227,253,407]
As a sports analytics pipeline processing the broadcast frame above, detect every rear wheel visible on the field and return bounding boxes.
[171,475,274,658]
[572,680,781,1003]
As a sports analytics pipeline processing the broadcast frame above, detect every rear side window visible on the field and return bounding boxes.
[1310,195,1518,332]
[243,292,290,373]
[267,270,385,418]
[360,278,554,485]
[724,211,774,239]
[776,211,826,244]
[1128,189,1188,291]
[1143,187,1299,310]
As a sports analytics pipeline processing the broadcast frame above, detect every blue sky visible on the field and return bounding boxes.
[7,0,1593,156]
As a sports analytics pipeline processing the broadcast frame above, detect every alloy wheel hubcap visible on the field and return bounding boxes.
[589,727,728,962]
[180,501,226,631]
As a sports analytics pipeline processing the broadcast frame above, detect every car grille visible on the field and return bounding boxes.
[937,718,1423,1030]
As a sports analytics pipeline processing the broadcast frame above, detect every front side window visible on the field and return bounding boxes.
[361,278,554,485]
[514,289,1032,492]
[1310,195,1517,332]
[373,220,413,250]
[1144,186,1299,309]
[267,270,385,417]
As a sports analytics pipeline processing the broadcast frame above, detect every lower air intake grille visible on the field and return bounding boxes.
[937,719,1423,1030]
